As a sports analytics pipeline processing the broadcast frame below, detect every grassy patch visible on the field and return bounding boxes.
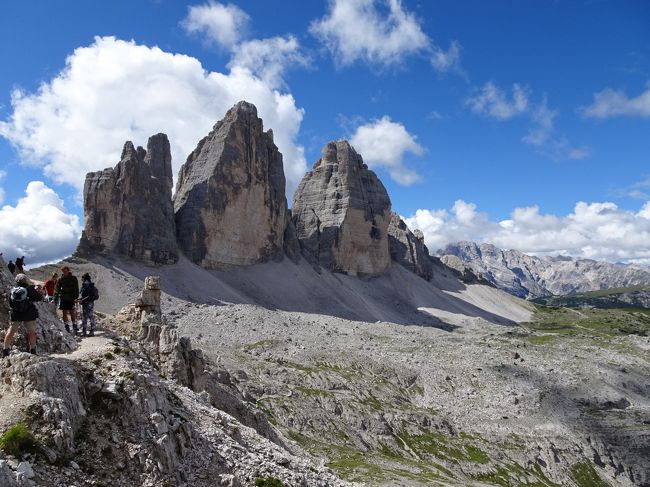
[119,370,135,380]
[0,423,39,456]
[523,305,650,338]
[570,462,610,487]
[396,427,491,464]
[473,462,561,487]
[243,339,280,351]
[286,429,309,446]
[254,476,286,487]
[358,393,383,411]
[528,335,556,345]
[326,450,386,482]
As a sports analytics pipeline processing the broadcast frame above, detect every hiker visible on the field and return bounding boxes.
[3,274,42,357]
[15,256,25,274]
[54,266,79,334]
[7,260,16,275]
[43,272,58,303]
[78,273,98,337]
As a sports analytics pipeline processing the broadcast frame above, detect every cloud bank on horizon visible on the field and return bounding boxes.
[405,200,650,265]
[0,0,648,266]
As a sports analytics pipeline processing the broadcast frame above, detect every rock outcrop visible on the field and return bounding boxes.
[120,275,210,391]
[173,101,288,268]
[387,213,433,280]
[0,273,348,486]
[77,134,178,264]
[292,140,392,276]
[0,336,349,487]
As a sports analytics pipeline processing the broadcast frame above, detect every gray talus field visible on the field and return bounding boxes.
[35,255,649,487]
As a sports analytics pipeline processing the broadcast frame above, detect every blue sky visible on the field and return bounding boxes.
[1,0,649,265]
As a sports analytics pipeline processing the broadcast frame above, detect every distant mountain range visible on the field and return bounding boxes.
[439,241,650,299]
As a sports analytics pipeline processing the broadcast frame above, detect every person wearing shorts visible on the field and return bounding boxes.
[3,273,42,357]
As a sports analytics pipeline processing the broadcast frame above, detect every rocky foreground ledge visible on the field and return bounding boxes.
[0,268,351,487]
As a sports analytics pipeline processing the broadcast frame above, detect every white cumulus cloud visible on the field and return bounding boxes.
[229,35,310,88]
[350,116,423,185]
[181,1,250,50]
[466,82,529,120]
[467,82,588,161]
[430,40,463,74]
[405,199,650,264]
[0,181,82,266]
[0,170,6,204]
[310,0,430,67]
[521,97,556,146]
[580,83,650,119]
[0,36,308,196]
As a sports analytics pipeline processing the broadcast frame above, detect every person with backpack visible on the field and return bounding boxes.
[55,266,79,334]
[43,272,58,303]
[3,274,42,357]
[78,273,98,337]
[7,260,16,275]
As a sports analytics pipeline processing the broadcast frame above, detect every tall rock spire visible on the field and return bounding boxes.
[173,101,288,267]
[77,133,178,264]
[292,140,392,276]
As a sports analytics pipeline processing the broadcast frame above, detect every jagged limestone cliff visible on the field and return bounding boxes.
[173,101,288,268]
[292,140,392,276]
[77,134,178,264]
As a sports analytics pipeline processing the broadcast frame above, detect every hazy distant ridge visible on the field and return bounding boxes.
[440,241,650,299]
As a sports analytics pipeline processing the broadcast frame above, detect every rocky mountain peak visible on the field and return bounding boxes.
[173,101,287,268]
[77,133,178,265]
[292,139,392,276]
[441,241,650,298]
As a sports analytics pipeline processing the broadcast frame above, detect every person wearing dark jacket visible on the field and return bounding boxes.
[55,266,79,334]
[78,273,97,337]
[7,261,16,275]
[15,256,25,274]
[3,273,42,357]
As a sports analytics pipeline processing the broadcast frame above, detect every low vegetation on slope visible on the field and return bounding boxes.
[532,286,650,310]
[523,304,650,339]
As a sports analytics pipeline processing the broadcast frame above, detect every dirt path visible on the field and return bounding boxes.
[51,331,114,361]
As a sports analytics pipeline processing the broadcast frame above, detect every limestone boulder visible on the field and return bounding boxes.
[173,101,288,268]
[77,134,178,264]
[387,213,433,280]
[292,140,391,276]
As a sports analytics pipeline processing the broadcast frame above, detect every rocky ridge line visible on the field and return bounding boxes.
[441,241,650,299]
[76,101,478,283]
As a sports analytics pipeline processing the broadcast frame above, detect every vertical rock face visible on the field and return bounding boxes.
[173,101,287,267]
[292,140,392,276]
[78,134,178,264]
[387,213,434,280]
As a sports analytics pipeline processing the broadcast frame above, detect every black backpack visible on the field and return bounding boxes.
[91,284,99,302]
[10,286,30,313]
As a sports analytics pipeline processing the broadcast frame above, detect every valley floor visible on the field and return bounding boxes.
[27,256,650,487]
